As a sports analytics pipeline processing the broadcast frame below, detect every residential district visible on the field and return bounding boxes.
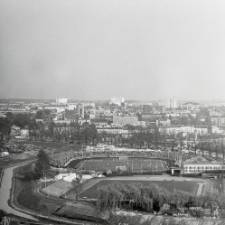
[1,97,225,225]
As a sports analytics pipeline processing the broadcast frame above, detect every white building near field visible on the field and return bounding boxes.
[183,161,225,174]
[54,173,77,182]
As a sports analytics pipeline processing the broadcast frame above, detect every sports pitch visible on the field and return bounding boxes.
[71,157,169,173]
[78,179,199,199]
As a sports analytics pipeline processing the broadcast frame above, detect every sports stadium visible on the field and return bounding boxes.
[45,145,225,204]
[64,145,175,175]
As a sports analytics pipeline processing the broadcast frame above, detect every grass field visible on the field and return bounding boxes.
[79,180,199,199]
[70,157,169,173]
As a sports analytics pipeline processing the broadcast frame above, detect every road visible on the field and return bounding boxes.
[0,163,38,221]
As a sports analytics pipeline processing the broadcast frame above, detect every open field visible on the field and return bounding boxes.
[68,157,169,173]
[78,179,199,199]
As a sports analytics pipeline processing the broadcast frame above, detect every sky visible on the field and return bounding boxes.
[0,0,225,101]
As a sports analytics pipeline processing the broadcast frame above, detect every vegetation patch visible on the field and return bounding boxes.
[95,182,225,217]
[54,203,108,224]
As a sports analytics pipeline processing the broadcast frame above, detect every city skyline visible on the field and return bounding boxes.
[1,0,225,101]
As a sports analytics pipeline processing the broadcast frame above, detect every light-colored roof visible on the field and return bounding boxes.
[184,161,223,165]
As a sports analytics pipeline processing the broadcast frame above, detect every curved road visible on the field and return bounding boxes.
[0,164,38,221]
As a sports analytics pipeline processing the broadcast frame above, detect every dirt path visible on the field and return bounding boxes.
[196,183,204,195]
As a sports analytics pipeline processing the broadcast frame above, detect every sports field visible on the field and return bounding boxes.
[73,157,169,173]
[78,179,199,199]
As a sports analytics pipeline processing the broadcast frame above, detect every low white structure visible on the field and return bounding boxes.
[211,126,224,134]
[54,173,77,182]
[20,129,29,139]
[0,152,9,157]
[81,174,93,180]
[63,174,77,182]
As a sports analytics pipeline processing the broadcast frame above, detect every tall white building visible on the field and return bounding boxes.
[110,97,124,106]
[166,98,177,109]
[56,98,67,104]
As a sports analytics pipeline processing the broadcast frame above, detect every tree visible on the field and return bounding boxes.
[35,150,50,178]
[81,123,98,145]
[0,118,12,140]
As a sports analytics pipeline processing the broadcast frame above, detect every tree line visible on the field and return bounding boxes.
[0,110,222,154]
[96,182,225,215]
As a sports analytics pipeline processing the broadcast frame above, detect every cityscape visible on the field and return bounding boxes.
[1,0,225,225]
[1,97,225,224]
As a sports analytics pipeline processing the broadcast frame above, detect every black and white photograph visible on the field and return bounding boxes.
[1,0,225,224]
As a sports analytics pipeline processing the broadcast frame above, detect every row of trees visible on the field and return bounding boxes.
[0,110,222,154]
[0,113,35,140]
[97,182,224,214]
[29,122,98,145]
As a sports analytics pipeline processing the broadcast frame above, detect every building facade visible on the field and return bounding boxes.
[110,97,124,106]
[183,162,225,174]
[56,98,67,104]
[113,116,138,125]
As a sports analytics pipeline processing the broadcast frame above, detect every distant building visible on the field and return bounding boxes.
[141,113,162,121]
[64,110,78,123]
[113,116,138,125]
[44,106,65,113]
[67,104,77,111]
[77,104,84,117]
[56,97,67,104]
[97,128,129,134]
[160,126,208,135]
[82,103,95,108]
[166,98,177,109]
[20,129,29,139]
[159,119,171,127]
[143,104,152,114]
[211,126,224,134]
[181,102,201,110]
[110,97,124,106]
[211,116,225,127]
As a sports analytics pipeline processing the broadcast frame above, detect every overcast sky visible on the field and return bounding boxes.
[0,0,225,101]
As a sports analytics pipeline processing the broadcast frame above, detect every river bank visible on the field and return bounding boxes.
[0,163,38,221]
